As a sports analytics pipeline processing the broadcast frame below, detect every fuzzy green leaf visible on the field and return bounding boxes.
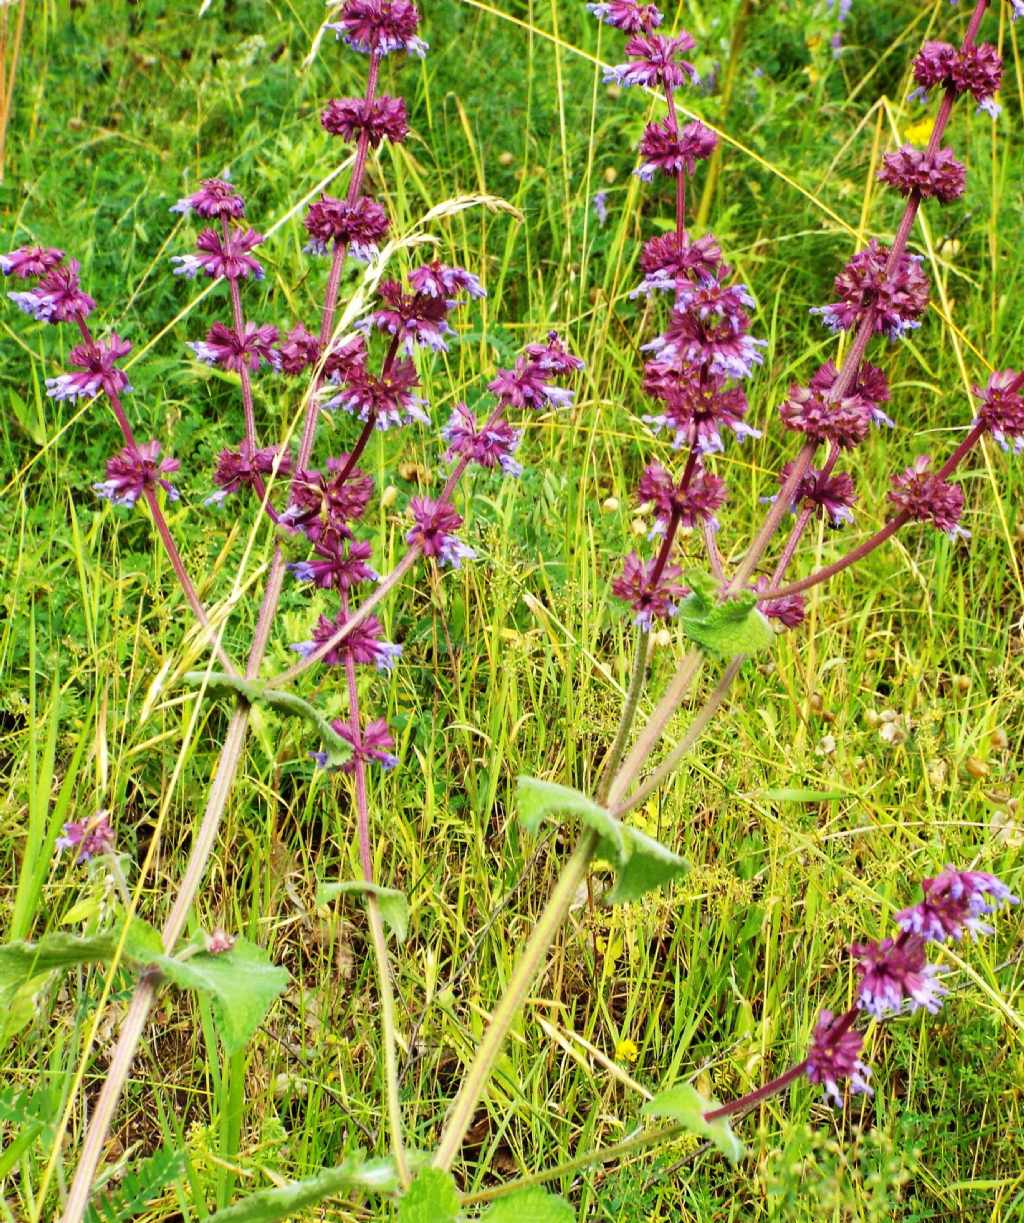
[516,776,625,856]
[0,921,161,1004]
[643,1083,745,1164]
[205,1156,399,1222]
[480,1186,576,1221]
[396,1168,462,1222]
[517,778,687,904]
[183,671,352,768]
[317,880,410,943]
[677,571,774,659]
[606,826,688,904]
[156,938,288,1055]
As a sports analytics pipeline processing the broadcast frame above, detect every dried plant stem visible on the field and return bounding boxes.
[0,0,26,181]
[340,594,410,1187]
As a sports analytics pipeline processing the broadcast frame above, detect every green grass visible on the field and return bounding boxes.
[1,0,1023,1219]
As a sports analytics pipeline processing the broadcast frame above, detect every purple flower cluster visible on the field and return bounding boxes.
[805,1010,872,1107]
[45,334,133,403]
[777,461,857,527]
[911,40,1003,116]
[303,194,390,261]
[313,717,398,772]
[94,440,181,507]
[291,611,402,671]
[604,32,698,89]
[327,0,428,58]
[974,369,1024,452]
[803,865,1016,1107]
[442,403,522,476]
[354,261,484,355]
[322,95,409,146]
[57,811,116,863]
[172,227,265,281]
[208,441,291,505]
[407,497,475,568]
[878,145,966,204]
[811,239,929,340]
[887,455,968,539]
[7,256,95,323]
[611,553,686,629]
[189,321,280,373]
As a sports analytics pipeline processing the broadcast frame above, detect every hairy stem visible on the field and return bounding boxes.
[460,1120,688,1207]
[341,592,409,1186]
[596,629,650,804]
[431,830,599,1172]
[613,654,744,819]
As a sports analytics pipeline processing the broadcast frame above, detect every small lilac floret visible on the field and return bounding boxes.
[896,867,1018,942]
[56,810,116,863]
[851,935,948,1019]
[805,1009,872,1107]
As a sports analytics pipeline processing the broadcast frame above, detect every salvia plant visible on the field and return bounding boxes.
[1,0,1022,1219]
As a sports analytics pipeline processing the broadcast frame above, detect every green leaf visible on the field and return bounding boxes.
[606,826,688,904]
[396,1168,462,1223]
[205,1156,400,1222]
[0,921,161,1004]
[677,571,774,660]
[183,671,352,768]
[317,880,410,943]
[480,1187,576,1221]
[155,938,288,1055]
[642,1084,745,1165]
[517,778,687,904]
[516,776,625,856]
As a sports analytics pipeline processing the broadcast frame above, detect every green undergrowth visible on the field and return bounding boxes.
[1,0,1022,1219]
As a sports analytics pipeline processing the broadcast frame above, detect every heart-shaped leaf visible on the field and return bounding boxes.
[517,777,687,904]
[156,937,288,1055]
[317,880,410,943]
[677,571,774,659]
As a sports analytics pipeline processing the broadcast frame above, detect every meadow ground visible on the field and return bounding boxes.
[1,0,1023,1219]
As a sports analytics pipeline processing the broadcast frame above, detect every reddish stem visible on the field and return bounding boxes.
[760,421,986,601]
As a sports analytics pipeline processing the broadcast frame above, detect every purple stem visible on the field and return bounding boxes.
[648,445,699,590]
[703,1007,859,1122]
[76,313,237,673]
[268,403,510,689]
[331,333,402,484]
[761,421,986,601]
[663,83,686,239]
